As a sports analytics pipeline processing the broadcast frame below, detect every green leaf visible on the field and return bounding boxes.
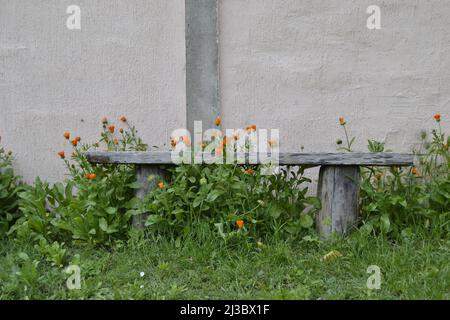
[106,207,117,215]
[126,182,142,189]
[299,214,314,229]
[380,214,391,233]
[99,218,108,232]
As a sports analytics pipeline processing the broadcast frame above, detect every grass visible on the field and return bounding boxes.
[0,227,449,300]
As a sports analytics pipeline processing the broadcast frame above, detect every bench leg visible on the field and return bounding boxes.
[316,165,360,239]
[133,164,168,229]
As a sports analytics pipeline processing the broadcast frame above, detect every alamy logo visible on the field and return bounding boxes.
[66,5,81,30]
[170,121,279,174]
[366,265,381,290]
[65,265,81,290]
[367,5,381,30]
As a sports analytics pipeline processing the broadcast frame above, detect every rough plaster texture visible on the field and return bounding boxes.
[219,0,449,187]
[0,0,186,183]
[1,0,450,184]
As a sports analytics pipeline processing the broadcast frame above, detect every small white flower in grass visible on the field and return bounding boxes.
[140,271,145,277]
[140,285,144,289]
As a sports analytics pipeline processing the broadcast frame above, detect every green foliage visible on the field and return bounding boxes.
[0,140,24,235]
[141,164,320,241]
[360,122,449,239]
[10,118,147,246]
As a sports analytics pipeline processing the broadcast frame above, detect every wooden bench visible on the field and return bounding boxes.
[86,151,414,239]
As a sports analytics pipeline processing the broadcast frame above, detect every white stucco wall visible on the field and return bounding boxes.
[0,0,186,183]
[219,0,449,154]
[1,0,449,184]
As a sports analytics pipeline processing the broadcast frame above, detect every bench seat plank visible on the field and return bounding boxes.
[86,151,414,166]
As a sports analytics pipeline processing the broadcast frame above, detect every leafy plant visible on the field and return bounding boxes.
[11,117,147,246]
[141,125,320,241]
[359,114,449,238]
[0,138,24,235]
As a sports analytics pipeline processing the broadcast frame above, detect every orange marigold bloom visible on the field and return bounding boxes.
[113,138,119,145]
[119,128,124,134]
[71,139,78,147]
[215,116,222,126]
[120,116,127,122]
[74,136,81,142]
[411,167,420,176]
[170,137,177,148]
[84,173,90,179]
[108,125,115,133]
[88,173,97,180]
[63,132,70,140]
[268,139,277,147]
[215,147,223,156]
[158,181,164,189]
[182,135,191,146]
[57,151,65,159]
[244,168,254,175]
[434,114,441,122]
[339,117,346,125]
[246,124,257,132]
[236,219,244,230]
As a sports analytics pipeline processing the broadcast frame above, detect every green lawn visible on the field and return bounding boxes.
[1,229,448,300]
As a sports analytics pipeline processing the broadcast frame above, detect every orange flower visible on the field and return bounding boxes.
[74,136,81,142]
[120,115,127,122]
[170,137,177,149]
[268,139,277,147]
[244,168,254,175]
[246,124,257,132]
[434,114,441,122]
[215,147,223,156]
[119,128,124,134]
[182,135,191,146]
[411,167,420,176]
[108,125,115,133]
[113,138,119,145]
[86,173,96,180]
[63,132,70,140]
[57,150,65,159]
[158,181,164,189]
[236,219,244,230]
[215,116,222,126]
[223,136,232,146]
[71,139,78,147]
[339,117,346,126]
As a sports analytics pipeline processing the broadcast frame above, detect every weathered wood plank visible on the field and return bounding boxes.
[316,166,360,239]
[86,151,414,166]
